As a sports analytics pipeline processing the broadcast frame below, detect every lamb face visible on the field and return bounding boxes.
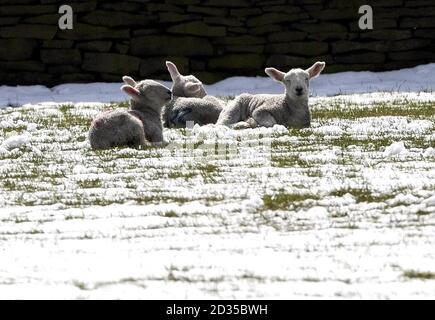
[266,61,325,101]
[282,69,312,127]
[166,61,206,98]
[122,79,172,113]
[282,69,310,99]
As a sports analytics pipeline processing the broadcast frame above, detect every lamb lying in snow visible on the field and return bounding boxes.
[217,61,326,129]
[89,77,172,150]
[162,61,224,128]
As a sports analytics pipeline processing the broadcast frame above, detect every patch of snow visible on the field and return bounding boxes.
[242,195,263,213]
[30,146,42,157]
[1,133,30,150]
[26,123,38,132]
[423,147,435,158]
[0,67,434,299]
[422,195,435,207]
[306,206,329,218]
[0,146,9,156]
[1,120,38,132]
[0,120,13,129]
[387,194,419,206]
[405,120,433,134]
[300,148,341,163]
[384,141,407,157]
[314,125,344,136]
[272,124,289,134]
[1,63,435,107]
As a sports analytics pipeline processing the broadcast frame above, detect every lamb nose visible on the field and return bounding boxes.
[295,87,303,93]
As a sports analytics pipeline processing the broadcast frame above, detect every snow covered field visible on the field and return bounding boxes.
[0,64,434,299]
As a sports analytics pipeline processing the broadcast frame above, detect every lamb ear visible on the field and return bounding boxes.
[306,61,325,79]
[185,82,202,95]
[265,68,285,82]
[122,76,136,86]
[166,61,181,81]
[121,85,140,102]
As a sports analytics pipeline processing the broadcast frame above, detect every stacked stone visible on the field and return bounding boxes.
[0,0,434,86]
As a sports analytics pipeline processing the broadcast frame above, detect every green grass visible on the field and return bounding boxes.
[329,135,392,150]
[77,179,103,189]
[164,211,179,218]
[2,180,17,191]
[271,155,311,168]
[263,193,319,211]
[330,188,392,203]
[2,127,27,135]
[312,101,435,120]
[403,270,435,280]
[167,171,196,180]
[0,97,434,299]
[0,99,434,215]
[59,104,74,114]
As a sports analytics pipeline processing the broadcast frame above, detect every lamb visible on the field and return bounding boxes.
[216,61,326,129]
[162,61,224,128]
[88,77,172,150]
[165,60,207,99]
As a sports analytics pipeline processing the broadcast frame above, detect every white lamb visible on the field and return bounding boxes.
[217,61,326,129]
[88,76,171,150]
[166,60,207,98]
[162,61,224,128]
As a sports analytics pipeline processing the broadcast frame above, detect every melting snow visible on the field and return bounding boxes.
[424,147,435,157]
[0,64,434,299]
[1,63,435,107]
[1,133,30,150]
[384,141,407,157]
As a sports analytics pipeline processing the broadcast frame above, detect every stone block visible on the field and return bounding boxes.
[335,52,386,64]
[42,40,74,49]
[140,56,189,77]
[209,54,264,69]
[0,24,57,40]
[41,49,82,66]
[131,36,214,56]
[81,10,156,27]
[0,39,36,60]
[360,30,412,40]
[187,5,228,16]
[0,60,44,72]
[268,31,307,42]
[266,42,329,56]
[76,41,113,52]
[225,45,265,53]
[82,53,141,75]
[168,21,226,37]
[58,24,129,40]
[247,13,303,27]
[389,50,434,61]
[0,5,56,15]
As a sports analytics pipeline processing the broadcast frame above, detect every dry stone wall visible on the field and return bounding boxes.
[0,0,434,86]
